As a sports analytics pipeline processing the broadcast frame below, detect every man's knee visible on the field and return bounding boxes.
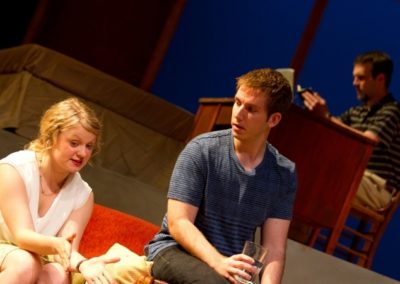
[152,246,229,284]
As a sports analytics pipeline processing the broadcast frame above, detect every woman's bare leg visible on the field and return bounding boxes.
[0,247,41,284]
[37,262,70,284]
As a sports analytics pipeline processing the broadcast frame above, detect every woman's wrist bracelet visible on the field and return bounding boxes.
[76,258,88,272]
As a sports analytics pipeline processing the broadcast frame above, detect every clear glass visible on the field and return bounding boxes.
[235,241,268,284]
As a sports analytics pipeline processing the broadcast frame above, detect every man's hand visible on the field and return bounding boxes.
[301,91,330,118]
[213,254,258,283]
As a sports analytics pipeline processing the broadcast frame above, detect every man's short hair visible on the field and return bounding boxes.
[354,51,393,88]
[236,68,293,116]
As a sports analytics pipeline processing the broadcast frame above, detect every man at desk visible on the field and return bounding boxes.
[301,51,400,211]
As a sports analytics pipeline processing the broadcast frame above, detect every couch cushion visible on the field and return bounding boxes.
[79,204,160,258]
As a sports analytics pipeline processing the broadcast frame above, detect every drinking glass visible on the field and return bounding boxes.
[235,241,268,284]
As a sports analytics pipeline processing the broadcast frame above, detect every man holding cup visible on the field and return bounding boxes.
[145,68,297,284]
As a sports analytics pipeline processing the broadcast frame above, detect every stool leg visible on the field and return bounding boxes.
[307,227,321,247]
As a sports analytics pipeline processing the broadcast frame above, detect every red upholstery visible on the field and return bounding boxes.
[79,204,160,258]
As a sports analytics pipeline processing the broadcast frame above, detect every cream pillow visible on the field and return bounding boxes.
[104,243,154,284]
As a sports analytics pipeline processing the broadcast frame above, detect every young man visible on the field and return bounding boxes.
[301,51,400,210]
[145,68,297,284]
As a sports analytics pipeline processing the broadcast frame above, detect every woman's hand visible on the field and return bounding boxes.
[53,233,75,270]
[78,255,121,284]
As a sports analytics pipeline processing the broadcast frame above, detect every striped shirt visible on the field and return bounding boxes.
[339,94,400,189]
[145,129,297,260]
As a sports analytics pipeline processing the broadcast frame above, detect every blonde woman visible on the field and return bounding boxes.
[0,98,119,284]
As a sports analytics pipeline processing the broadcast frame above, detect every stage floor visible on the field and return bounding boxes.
[283,239,399,284]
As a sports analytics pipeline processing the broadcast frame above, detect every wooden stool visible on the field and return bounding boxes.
[309,190,400,268]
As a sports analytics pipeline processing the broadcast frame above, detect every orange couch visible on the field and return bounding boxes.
[77,204,170,284]
[79,204,160,258]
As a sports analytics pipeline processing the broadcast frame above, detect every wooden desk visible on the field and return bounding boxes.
[188,97,376,254]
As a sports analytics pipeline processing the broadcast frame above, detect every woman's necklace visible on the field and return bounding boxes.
[39,173,58,196]
[37,155,56,196]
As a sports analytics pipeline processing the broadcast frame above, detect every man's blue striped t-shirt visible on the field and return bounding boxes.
[145,129,297,260]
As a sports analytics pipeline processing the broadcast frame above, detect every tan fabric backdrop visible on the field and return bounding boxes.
[0,44,195,224]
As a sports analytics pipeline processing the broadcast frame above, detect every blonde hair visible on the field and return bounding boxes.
[26,97,102,158]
